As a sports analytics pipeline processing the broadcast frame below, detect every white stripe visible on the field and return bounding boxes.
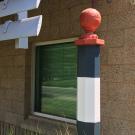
[77,77,100,123]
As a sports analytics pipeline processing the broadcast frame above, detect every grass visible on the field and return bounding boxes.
[6,123,74,135]
[41,85,77,119]
[39,79,77,119]
[42,79,77,88]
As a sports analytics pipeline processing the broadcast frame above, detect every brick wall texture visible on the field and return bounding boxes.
[96,0,135,135]
[0,0,135,135]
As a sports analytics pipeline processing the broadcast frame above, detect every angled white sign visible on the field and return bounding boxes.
[0,0,43,49]
[0,0,41,17]
[0,16,42,41]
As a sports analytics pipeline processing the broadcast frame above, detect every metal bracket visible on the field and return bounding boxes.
[1,0,9,10]
[3,20,12,33]
[130,0,135,5]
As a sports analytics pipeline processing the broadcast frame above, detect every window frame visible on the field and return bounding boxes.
[31,38,77,124]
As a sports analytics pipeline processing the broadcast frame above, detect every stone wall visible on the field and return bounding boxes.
[0,0,135,135]
[0,0,91,134]
[95,0,135,135]
[0,41,26,125]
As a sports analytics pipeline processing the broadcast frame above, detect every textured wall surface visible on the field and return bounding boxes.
[95,0,135,135]
[0,0,135,135]
[0,0,91,134]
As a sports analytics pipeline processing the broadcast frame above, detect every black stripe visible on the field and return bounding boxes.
[77,46,100,77]
[77,121,100,135]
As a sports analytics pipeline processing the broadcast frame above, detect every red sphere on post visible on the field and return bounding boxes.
[75,8,104,46]
[80,8,101,33]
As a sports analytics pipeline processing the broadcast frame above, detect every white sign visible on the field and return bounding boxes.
[0,0,41,17]
[0,16,42,41]
[0,0,42,49]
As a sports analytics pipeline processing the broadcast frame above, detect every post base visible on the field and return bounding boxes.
[75,33,104,46]
[77,121,100,135]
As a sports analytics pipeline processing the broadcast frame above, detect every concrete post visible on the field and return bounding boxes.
[75,8,105,135]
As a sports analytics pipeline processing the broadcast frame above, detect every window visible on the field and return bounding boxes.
[34,41,77,120]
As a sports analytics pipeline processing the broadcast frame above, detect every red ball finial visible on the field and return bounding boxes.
[75,8,104,46]
[80,8,101,33]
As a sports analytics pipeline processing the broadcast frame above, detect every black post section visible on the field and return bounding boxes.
[77,46,100,77]
[77,121,100,135]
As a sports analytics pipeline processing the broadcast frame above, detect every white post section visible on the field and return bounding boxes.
[18,12,28,20]
[15,37,28,49]
[15,11,28,49]
[77,77,100,123]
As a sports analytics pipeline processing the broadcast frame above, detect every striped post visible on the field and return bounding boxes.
[75,8,105,135]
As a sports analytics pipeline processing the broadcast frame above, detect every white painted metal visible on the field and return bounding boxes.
[15,37,28,49]
[0,15,42,41]
[18,11,28,20]
[0,0,41,17]
[15,11,28,49]
[77,77,100,123]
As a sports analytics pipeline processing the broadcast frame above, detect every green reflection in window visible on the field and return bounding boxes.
[35,42,77,119]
